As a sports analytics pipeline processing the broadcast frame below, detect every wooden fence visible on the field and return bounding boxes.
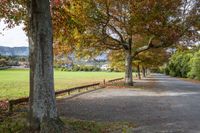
[8,77,124,112]
[107,77,124,83]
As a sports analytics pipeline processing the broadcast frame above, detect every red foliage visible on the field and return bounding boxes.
[51,0,61,6]
[0,101,8,111]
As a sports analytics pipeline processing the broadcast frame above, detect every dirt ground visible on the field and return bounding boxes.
[57,74,200,133]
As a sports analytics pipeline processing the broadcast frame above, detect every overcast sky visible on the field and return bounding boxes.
[0,21,28,47]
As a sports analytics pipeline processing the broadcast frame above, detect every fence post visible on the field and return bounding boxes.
[8,101,13,113]
[103,79,106,85]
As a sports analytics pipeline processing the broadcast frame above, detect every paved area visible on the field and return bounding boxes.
[57,74,200,132]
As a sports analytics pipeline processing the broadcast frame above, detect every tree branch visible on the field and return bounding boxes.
[102,3,125,44]
[133,36,155,56]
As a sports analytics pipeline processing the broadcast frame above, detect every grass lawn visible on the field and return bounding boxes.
[0,112,135,133]
[0,69,124,100]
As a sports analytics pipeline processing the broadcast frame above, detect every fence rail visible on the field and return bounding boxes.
[55,83,100,95]
[8,97,29,112]
[8,77,124,112]
[107,77,124,82]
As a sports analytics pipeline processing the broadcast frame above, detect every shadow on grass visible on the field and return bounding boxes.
[0,112,136,133]
[57,87,103,101]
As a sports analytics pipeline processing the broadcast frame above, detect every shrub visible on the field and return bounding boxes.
[79,66,84,71]
[94,67,100,71]
[73,65,80,71]
[61,67,67,71]
[71,65,101,72]
[88,66,94,71]
[84,67,89,71]
[188,50,200,80]
[0,58,8,67]
[166,51,192,78]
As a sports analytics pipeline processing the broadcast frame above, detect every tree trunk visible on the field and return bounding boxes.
[142,66,146,78]
[145,67,148,76]
[125,40,133,86]
[28,0,63,132]
[137,64,141,80]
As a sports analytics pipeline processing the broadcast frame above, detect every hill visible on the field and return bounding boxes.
[0,46,28,56]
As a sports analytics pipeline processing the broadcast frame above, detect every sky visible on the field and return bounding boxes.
[0,21,28,47]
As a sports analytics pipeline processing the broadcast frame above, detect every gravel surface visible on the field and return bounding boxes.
[57,74,200,132]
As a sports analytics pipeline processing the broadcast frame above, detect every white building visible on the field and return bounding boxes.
[101,64,110,70]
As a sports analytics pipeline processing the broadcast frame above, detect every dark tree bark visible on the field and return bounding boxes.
[125,39,133,86]
[125,50,133,86]
[145,68,149,76]
[137,64,141,80]
[28,0,63,132]
[124,37,155,85]
[142,66,146,78]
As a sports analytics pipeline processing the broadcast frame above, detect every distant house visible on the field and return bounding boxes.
[101,64,110,70]
[62,63,73,69]
[18,61,29,68]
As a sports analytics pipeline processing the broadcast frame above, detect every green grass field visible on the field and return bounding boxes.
[0,69,124,100]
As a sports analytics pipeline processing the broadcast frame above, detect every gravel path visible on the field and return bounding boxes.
[57,74,200,132]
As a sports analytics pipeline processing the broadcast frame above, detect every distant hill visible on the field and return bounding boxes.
[0,46,28,56]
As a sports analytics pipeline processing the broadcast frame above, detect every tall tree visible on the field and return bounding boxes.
[1,0,199,86]
[53,0,199,86]
[136,48,170,77]
[28,0,63,132]
[1,0,64,132]
[109,48,169,79]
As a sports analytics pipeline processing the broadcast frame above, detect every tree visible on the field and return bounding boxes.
[0,58,8,67]
[27,0,64,132]
[166,50,192,78]
[136,48,170,77]
[187,50,200,80]
[1,0,199,86]
[0,0,26,29]
[52,0,199,86]
[109,47,170,79]
[136,63,141,80]
[1,0,64,132]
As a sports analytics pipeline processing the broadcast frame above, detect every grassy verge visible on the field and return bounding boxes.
[0,112,136,133]
[0,70,124,100]
[62,118,136,133]
[0,112,27,133]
